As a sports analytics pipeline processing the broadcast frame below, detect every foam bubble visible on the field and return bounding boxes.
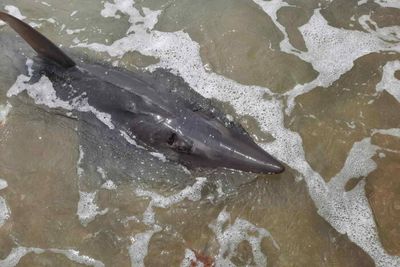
[376,60,400,103]
[66,28,86,35]
[180,249,198,267]
[4,5,26,20]
[101,180,116,190]
[96,166,107,180]
[0,178,10,227]
[77,145,85,177]
[26,58,34,76]
[0,102,12,125]
[100,0,160,35]
[373,128,400,137]
[149,152,167,163]
[374,0,400,9]
[38,17,56,24]
[119,130,145,149]
[0,179,8,190]
[77,191,108,227]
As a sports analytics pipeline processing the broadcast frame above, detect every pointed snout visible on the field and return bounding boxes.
[223,141,285,174]
[198,133,285,174]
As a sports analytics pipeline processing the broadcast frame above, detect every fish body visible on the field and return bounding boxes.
[0,11,284,174]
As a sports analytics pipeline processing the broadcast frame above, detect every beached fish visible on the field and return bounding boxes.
[0,11,284,174]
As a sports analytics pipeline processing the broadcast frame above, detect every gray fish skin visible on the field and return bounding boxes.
[0,12,285,174]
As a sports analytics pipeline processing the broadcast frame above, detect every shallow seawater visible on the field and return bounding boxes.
[0,0,400,266]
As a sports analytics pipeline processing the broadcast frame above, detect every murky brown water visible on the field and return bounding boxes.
[0,0,400,266]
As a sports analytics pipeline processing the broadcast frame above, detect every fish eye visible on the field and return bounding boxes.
[167,133,177,146]
[166,132,192,153]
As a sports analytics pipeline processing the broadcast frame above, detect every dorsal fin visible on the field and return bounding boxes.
[0,11,75,68]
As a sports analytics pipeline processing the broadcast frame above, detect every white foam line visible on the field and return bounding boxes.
[101,180,117,190]
[374,0,400,9]
[0,102,12,125]
[372,128,400,137]
[0,179,7,191]
[129,177,207,267]
[76,1,400,265]
[96,166,107,180]
[49,249,105,267]
[320,134,400,267]
[66,28,86,35]
[128,226,161,267]
[328,138,378,191]
[119,130,145,149]
[77,145,85,178]
[252,1,400,114]
[0,196,10,227]
[284,9,400,113]
[41,2,51,7]
[136,177,207,225]
[0,247,44,267]
[359,14,400,43]
[38,17,56,24]
[358,0,368,5]
[0,247,104,267]
[322,138,378,237]
[149,152,167,162]
[209,208,278,266]
[253,0,299,54]
[0,178,9,227]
